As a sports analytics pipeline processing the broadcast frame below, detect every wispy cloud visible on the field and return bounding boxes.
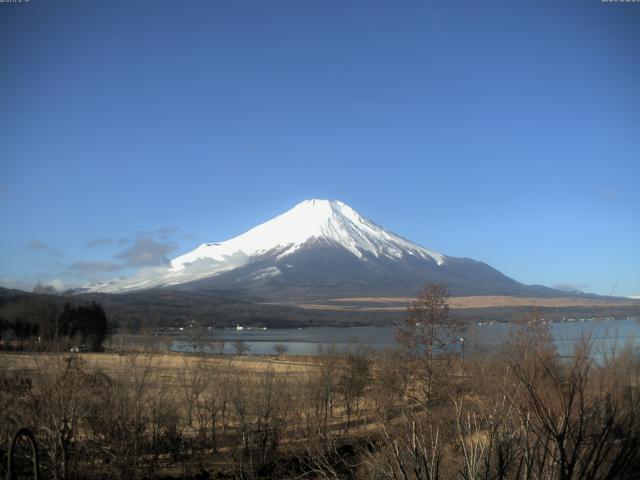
[0,277,72,292]
[599,189,618,202]
[33,278,67,292]
[85,237,114,248]
[49,226,184,287]
[0,277,33,291]
[68,261,125,273]
[25,239,48,251]
[49,249,64,258]
[115,237,177,267]
[552,282,588,292]
[59,226,182,288]
[137,226,178,240]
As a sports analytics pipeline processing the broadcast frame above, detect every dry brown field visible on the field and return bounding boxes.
[2,333,640,479]
[0,350,316,380]
[291,295,640,311]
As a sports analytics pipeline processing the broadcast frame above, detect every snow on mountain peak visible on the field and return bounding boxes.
[89,200,445,292]
[170,199,444,273]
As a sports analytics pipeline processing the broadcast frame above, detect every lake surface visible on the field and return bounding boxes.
[171,317,640,357]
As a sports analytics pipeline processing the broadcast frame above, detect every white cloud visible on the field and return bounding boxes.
[41,278,67,291]
[115,237,177,267]
[552,282,588,292]
[68,261,125,273]
[0,277,33,291]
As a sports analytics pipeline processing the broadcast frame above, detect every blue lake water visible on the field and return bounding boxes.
[171,317,640,357]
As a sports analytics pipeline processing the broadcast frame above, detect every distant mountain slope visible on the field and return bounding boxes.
[172,240,569,300]
[88,199,591,300]
[2,286,637,331]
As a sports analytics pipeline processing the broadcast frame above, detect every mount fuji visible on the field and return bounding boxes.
[90,199,564,299]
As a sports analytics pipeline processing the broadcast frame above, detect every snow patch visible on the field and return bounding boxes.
[243,267,281,281]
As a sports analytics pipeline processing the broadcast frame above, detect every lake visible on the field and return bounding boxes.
[171,317,640,357]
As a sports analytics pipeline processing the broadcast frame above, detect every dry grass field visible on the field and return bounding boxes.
[2,328,640,479]
[0,347,390,478]
[293,295,640,311]
[0,350,316,380]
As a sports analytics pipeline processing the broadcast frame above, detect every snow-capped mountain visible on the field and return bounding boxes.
[173,199,444,270]
[90,199,561,299]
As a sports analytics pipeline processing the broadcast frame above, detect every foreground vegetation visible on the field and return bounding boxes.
[1,285,640,479]
[2,332,639,479]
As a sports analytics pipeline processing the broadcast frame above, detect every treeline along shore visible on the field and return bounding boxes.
[2,286,639,334]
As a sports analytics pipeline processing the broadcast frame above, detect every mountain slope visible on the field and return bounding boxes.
[171,199,444,270]
[170,240,563,300]
[89,199,573,299]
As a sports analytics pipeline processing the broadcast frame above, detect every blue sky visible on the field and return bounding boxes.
[1,0,638,296]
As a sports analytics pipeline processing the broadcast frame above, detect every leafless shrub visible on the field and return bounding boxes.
[371,348,411,421]
[361,413,442,480]
[178,358,204,427]
[273,343,288,357]
[507,339,640,480]
[1,305,640,480]
[234,340,250,356]
[300,345,339,441]
[82,350,158,479]
[337,347,372,432]
[194,357,231,453]
[230,366,292,469]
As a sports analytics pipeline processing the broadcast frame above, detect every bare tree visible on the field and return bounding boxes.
[195,357,230,453]
[212,338,226,356]
[178,359,204,427]
[31,355,92,479]
[83,350,157,479]
[506,307,557,365]
[337,347,371,432]
[362,413,442,480]
[147,373,180,472]
[372,348,411,421]
[395,283,452,403]
[186,319,209,354]
[308,344,339,439]
[233,340,250,356]
[229,366,292,469]
[273,343,288,358]
[504,333,640,480]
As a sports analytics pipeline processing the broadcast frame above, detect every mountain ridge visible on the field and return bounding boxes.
[86,199,595,300]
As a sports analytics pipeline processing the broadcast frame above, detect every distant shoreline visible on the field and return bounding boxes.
[287,295,640,311]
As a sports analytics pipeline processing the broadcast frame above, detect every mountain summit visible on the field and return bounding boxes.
[91,199,562,299]
[172,199,444,271]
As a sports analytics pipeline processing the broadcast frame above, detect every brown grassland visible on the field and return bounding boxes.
[294,295,640,311]
[3,327,640,479]
[2,288,640,479]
